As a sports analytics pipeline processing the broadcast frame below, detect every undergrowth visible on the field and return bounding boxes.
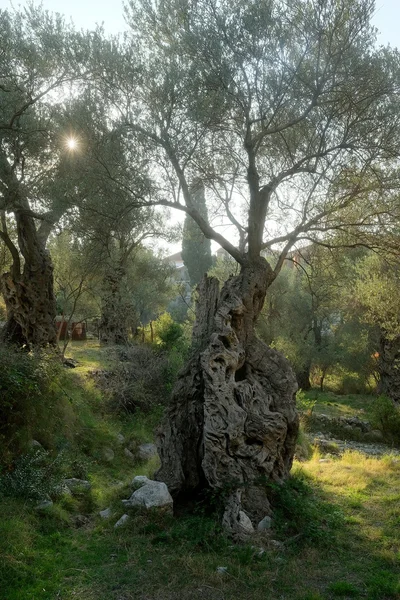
[1,342,400,600]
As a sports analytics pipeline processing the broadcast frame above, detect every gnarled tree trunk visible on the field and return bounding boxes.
[1,212,57,349]
[99,266,130,345]
[157,257,299,536]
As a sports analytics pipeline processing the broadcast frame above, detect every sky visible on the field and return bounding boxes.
[0,0,399,47]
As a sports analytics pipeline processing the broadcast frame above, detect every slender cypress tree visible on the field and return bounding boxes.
[181,179,213,286]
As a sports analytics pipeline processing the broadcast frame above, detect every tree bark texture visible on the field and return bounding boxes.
[156,257,299,536]
[99,267,130,345]
[377,332,400,404]
[1,213,57,349]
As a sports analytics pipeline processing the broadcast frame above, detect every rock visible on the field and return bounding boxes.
[63,358,78,368]
[63,478,91,492]
[364,430,385,443]
[124,448,135,460]
[116,433,125,444]
[131,475,151,488]
[35,499,53,510]
[138,443,158,461]
[99,508,112,519]
[122,479,173,512]
[216,566,228,574]
[72,514,90,528]
[318,459,330,463]
[114,514,130,528]
[257,516,272,531]
[53,484,72,497]
[270,539,284,550]
[238,510,254,534]
[102,447,115,462]
[29,439,43,449]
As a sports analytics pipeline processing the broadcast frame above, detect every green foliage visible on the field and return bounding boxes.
[0,448,63,501]
[368,396,400,444]
[268,472,344,547]
[295,426,314,461]
[328,581,360,597]
[0,348,74,463]
[366,571,400,599]
[296,390,316,415]
[154,312,184,349]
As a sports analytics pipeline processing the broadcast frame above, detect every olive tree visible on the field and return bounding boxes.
[98,0,400,533]
[0,7,94,348]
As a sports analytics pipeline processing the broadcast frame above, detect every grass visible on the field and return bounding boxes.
[61,339,116,373]
[2,451,399,599]
[302,389,375,419]
[1,342,400,600]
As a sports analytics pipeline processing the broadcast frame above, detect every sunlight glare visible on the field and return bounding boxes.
[65,137,79,151]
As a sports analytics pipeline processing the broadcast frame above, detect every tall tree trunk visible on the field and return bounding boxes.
[296,363,312,391]
[157,257,299,536]
[377,331,400,403]
[99,267,130,345]
[1,213,57,349]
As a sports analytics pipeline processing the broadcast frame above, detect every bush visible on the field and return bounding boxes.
[101,344,172,413]
[154,312,184,349]
[267,472,344,547]
[0,347,73,464]
[368,395,400,444]
[296,390,316,415]
[0,447,63,501]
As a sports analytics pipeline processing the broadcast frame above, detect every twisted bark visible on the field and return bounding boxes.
[1,211,57,349]
[157,257,299,535]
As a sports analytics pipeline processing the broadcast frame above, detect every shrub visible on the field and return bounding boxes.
[101,344,172,413]
[368,396,400,444]
[0,347,73,464]
[154,312,184,349]
[267,472,344,547]
[296,390,316,415]
[0,448,63,501]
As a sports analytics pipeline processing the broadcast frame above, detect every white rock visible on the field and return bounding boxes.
[131,475,150,488]
[64,478,91,491]
[102,447,115,462]
[99,508,112,519]
[116,433,125,444]
[123,480,173,511]
[138,443,158,461]
[238,510,254,534]
[114,514,130,528]
[29,439,43,449]
[216,566,228,574]
[257,516,272,532]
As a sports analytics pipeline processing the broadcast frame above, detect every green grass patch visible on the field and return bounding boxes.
[302,389,375,418]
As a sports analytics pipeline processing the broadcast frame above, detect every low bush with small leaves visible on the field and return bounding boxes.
[0,447,63,501]
[368,395,400,445]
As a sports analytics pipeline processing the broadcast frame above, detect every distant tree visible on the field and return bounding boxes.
[181,179,213,286]
[353,252,400,402]
[49,231,99,357]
